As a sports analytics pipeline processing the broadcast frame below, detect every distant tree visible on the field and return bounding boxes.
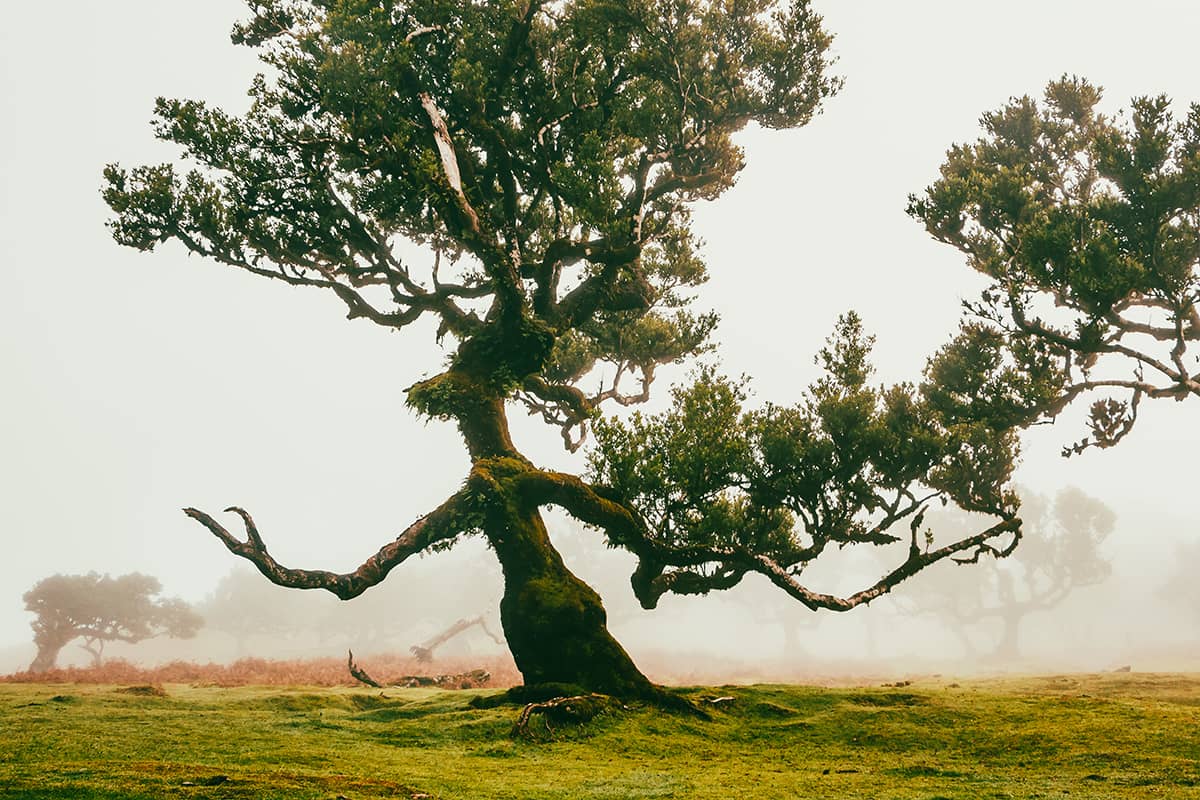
[910,77,1200,455]
[24,573,203,673]
[894,487,1115,660]
[103,0,1066,701]
[204,559,503,657]
[202,568,331,655]
[1158,540,1200,640]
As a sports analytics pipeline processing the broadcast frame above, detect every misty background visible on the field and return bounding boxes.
[2,1,1198,677]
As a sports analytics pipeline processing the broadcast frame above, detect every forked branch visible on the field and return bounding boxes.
[183,490,475,600]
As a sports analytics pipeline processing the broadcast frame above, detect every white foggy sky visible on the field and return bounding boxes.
[2,2,1198,649]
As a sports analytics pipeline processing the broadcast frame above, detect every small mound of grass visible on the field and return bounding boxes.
[747,701,798,717]
[345,693,393,711]
[845,691,924,706]
[114,685,166,698]
[258,692,331,712]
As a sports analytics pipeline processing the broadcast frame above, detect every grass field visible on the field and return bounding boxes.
[2,673,1199,799]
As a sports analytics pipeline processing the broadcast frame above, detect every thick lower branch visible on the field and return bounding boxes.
[517,468,1021,612]
[184,489,474,600]
[631,561,745,608]
[758,517,1021,611]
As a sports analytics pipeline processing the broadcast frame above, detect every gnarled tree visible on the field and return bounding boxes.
[24,573,203,673]
[104,0,1059,701]
[910,77,1200,454]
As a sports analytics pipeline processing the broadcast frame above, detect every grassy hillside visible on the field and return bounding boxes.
[2,674,1199,799]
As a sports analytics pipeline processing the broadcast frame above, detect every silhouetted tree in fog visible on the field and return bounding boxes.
[204,560,503,657]
[24,573,202,672]
[895,487,1114,660]
[1158,540,1200,643]
[202,568,330,655]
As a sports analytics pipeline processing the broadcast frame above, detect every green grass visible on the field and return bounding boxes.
[2,674,1200,798]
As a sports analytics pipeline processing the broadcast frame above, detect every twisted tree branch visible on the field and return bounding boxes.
[183,490,476,600]
[515,468,1020,612]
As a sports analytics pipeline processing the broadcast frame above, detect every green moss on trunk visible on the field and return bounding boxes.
[489,505,655,698]
[426,350,658,700]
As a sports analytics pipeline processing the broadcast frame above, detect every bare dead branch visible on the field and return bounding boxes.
[347,649,383,687]
[410,616,502,662]
[419,92,482,237]
[347,650,491,689]
[183,490,475,600]
[405,25,444,43]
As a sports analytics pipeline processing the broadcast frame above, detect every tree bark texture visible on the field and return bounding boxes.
[486,504,653,697]
[451,367,656,697]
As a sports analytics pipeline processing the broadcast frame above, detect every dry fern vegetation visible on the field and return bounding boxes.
[1,654,522,689]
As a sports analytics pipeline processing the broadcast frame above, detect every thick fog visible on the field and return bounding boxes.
[11,505,1198,681]
[2,1,1198,678]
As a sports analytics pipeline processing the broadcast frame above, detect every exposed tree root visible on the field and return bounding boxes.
[510,693,619,741]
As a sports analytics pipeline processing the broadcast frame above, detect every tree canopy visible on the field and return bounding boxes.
[103,0,837,450]
[910,77,1200,454]
[587,313,1057,611]
[102,0,1084,699]
[24,573,203,673]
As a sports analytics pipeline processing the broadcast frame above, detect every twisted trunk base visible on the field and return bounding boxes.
[489,506,655,699]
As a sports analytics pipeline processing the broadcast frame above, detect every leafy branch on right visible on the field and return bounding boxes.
[910,77,1200,455]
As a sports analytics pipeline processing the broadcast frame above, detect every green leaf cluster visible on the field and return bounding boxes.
[589,313,1037,575]
[911,78,1200,313]
[103,0,839,434]
[910,77,1200,451]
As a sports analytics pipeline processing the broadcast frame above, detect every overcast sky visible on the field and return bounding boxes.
[2,1,1198,649]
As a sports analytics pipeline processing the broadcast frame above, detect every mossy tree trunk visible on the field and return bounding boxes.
[432,355,656,698]
[188,347,665,700]
[486,502,654,696]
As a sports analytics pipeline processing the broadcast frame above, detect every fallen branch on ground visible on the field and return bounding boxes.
[347,650,491,689]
